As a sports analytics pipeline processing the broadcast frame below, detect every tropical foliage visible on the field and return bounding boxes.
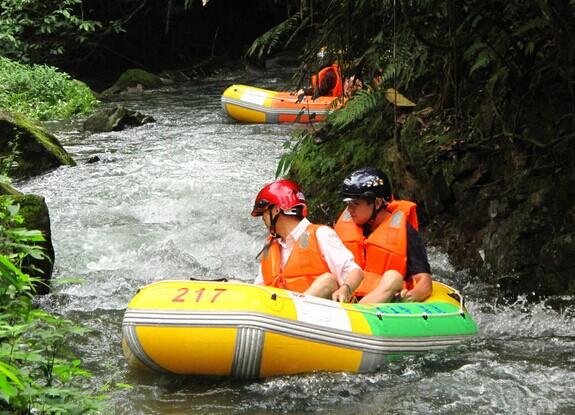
[0,196,104,414]
[246,14,303,59]
[250,0,575,218]
[0,57,98,121]
[251,0,574,129]
[0,146,103,412]
[0,0,110,64]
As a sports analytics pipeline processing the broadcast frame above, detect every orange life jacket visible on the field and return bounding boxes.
[334,200,419,297]
[311,64,343,97]
[260,224,331,293]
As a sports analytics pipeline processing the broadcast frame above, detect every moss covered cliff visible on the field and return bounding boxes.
[285,97,574,297]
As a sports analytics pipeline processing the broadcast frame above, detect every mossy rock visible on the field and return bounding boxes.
[100,69,166,97]
[0,194,54,294]
[0,110,76,179]
[399,115,428,165]
[115,69,163,89]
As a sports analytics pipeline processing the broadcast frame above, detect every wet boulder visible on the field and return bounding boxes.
[159,70,191,83]
[83,105,155,133]
[100,68,166,97]
[482,175,575,297]
[0,110,76,179]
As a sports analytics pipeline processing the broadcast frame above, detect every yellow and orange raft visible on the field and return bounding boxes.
[221,84,340,123]
[122,280,477,378]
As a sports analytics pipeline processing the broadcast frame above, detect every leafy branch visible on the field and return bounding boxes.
[246,14,302,59]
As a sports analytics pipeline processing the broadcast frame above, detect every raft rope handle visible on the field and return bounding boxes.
[252,284,468,320]
[449,285,468,319]
[138,280,468,319]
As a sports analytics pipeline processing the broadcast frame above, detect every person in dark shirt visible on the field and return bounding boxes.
[334,167,433,303]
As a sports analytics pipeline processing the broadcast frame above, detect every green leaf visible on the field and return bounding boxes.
[0,374,19,402]
[6,204,19,217]
[0,360,23,389]
[469,50,492,75]
[8,229,45,242]
[246,14,301,59]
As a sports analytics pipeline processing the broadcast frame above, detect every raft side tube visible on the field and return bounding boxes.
[122,280,477,377]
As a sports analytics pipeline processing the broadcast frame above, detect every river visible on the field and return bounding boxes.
[20,71,575,414]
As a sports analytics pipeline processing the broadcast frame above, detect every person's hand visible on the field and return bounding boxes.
[332,283,351,303]
[400,288,415,302]
[343,77,352,97]
[295,88,305,103]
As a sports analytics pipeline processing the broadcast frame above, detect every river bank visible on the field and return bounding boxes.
[285,91,575,299]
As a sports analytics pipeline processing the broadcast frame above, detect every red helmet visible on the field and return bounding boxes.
[251,179,308,217]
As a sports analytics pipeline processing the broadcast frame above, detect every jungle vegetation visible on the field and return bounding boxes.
[1,0,290,77]
[0,57,97,121]
[1,2,106,411]
[0,194,107,413]
[248,0,575,219]
[248,0,575,295]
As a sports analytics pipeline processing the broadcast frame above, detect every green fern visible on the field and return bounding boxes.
[328,89,379,131]
[275,132,308,178]
[512,17,547,37]
[246,14,302,59]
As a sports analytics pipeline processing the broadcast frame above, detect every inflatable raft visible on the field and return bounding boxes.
[221,84,340,123]
[122,280,477,378]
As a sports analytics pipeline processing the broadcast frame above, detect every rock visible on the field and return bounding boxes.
[539,233,575,294]
[159,70,191,83]
[420,171,452,216]
[0,110,76,179]
[100,68,166,97]
[123,84,144,95]
[245,63,266,76]
[83,105,155,133]
[430,150,574,297]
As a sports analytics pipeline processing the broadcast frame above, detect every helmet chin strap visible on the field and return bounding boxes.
[362,198,389,237]
[368,197,388,225]
[267,207,282,238]
[256,209,281,260]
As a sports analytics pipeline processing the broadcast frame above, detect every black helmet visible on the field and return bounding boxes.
[341,167,392,202]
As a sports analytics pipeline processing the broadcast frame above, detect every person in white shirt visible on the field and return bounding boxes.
[251,179,363,302]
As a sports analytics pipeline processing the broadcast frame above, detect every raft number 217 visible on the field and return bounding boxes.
[172,288,227,303]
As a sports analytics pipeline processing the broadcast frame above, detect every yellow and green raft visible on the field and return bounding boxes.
[122,280,477,378]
